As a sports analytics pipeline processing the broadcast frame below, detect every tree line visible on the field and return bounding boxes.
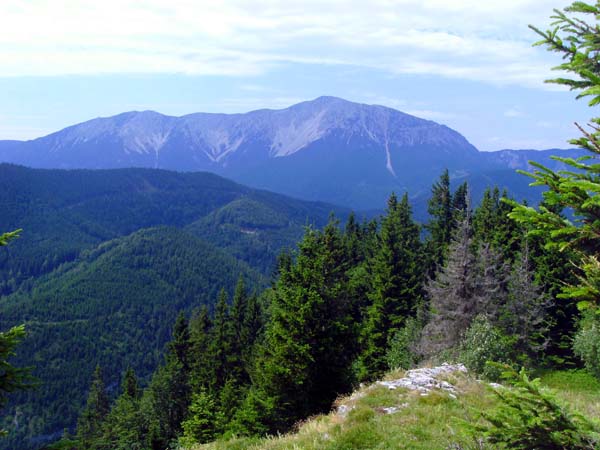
[51,171,579,449]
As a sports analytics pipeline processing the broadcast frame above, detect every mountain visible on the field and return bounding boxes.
[0,96,579,210]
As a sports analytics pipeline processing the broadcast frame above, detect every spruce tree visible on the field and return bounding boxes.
[426,170,455,272]
[99,368,143,450]
[359,192,423,379]
[189,305,213,392]
[502,243,550,365]
[76,366,110,449]
[142,314,193,447]
[420,213,478,356]
[209,289,232,392]
[252,219,355,432]
[180,389,220,446]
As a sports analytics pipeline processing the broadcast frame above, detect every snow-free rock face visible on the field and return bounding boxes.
[0,97,477,174]
[0,96,580,210]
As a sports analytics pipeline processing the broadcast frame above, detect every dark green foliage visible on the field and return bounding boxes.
[180,389,220,446]
[144,314,193,447]
[95,369,144,450]
[426,170,454,271]
[251,220,356,432]
[0,324,33,410]
[472,368,599,449]
[0,164,346,449]
[473,187,521,258]
[189,306,213,393]
[0,227,265,449]
[359,193,423,378]
[0,165,344,297]
[501,245,551,366]
[0,230,35,437]
[76,366,110,449]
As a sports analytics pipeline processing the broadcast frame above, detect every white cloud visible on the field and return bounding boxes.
[0,0,574,87]
[504,108,525,118]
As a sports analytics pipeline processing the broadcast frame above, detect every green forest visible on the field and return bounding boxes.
[3,1,600,449]
[48,172,586,449]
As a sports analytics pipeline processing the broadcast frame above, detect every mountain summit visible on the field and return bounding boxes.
[0,97,577,209]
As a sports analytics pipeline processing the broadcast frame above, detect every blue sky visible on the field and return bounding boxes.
[0,0,594,150]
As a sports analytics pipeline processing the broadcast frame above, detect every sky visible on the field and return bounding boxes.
[0,0,595,150]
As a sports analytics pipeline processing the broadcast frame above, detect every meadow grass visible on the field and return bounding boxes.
[194,369,600,450]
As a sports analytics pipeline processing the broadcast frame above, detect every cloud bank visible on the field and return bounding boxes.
[0,0,573,87]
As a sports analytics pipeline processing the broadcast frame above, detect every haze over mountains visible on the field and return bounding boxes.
[0,96,583,210]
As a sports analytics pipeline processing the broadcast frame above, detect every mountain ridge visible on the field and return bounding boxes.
[0,96,582,209]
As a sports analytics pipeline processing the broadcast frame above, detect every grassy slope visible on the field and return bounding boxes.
[195,369,600,450]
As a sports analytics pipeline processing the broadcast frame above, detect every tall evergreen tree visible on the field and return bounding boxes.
[502,243,550,365]
[141,314,193,448]
[99,368,144,450]
[426,170,455,272]
[76,366,110,449]
[229,277,249,385]
[420,213,478,356]
[209,289,232,392]
[251,219,355,432]
[359,192,423,378]
[189,306,213,392]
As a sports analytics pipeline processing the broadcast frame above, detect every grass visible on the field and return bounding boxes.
[539,369,600,419]
[191,369,600,450]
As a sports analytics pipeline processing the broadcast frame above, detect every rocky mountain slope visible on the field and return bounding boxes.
[0,97,581,209]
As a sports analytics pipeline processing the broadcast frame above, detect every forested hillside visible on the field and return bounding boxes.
[46,176,582,449]
[5,2,600,449]
[0,165,346,449]
[0,164,345,296]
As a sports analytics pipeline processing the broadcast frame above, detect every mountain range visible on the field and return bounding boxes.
[0,96,584,210]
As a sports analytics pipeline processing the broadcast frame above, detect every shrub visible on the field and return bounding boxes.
[573,315,600,379]
[458,315,513,380]
[386,317,422,370]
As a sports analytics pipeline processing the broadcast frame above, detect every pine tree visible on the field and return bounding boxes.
[359,192,423,378]
[209,289,232,392]
[426,170,454,271]
[420,213,478,356]
[189,306,213,392]
[76,366,110,449]
[251,219,355,432]
[502,243,550,365]
[180,389,220,446]
[141,314,193,447]
[99,368,144,450]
